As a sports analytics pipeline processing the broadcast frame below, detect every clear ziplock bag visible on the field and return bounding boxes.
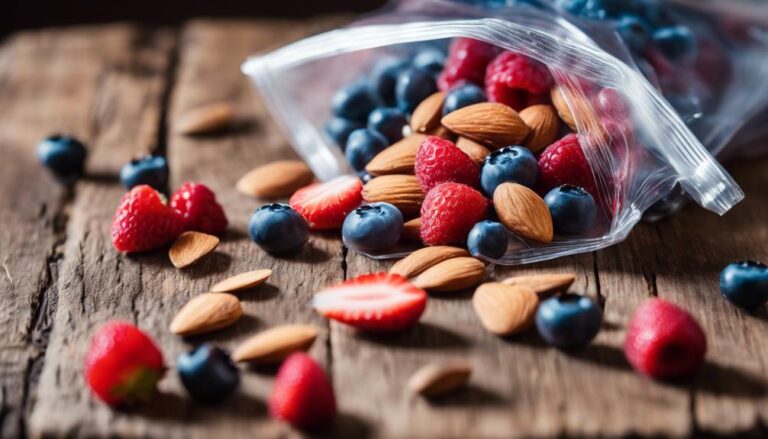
[241,0,743,265]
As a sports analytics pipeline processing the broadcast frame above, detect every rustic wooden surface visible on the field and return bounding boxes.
[0,18,765,438]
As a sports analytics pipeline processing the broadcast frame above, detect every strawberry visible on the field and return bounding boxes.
[485,51,552,111]
[420,182,489,246]
[269,353,337,430]
[415,136,480,193]
[169,181,228,235]
[111,185,185,253]
[313,272,427,332]
[438,38,501,91]
[84,321,165,406]
[537,134,599,199]
[289,175,363,230]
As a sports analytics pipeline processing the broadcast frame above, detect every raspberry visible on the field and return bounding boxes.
[415,136,479,193]
[170,182,228,235]
[111,185,185,253]
[537,134,598,199]
[420,182,489,246]
[485,51,552,110]
[437,38,501,91]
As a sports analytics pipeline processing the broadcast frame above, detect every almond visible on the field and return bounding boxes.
[363,175,424,216]
[408,361,472,397]
[401,217,422,243]
[411,256,485,292]
[455,137,491,165]
[169,292,242,336]
[472,283,539,336]
[169,231,220,268]
[551,85,607,144]
[210,269,273,293]
[232,324,319,364]
[366,134,425,176]
[441,102,529,148]
[176,102,236,135]
[551,85,576,131]
[501,273,576,296]
[410,92,446,133]
[236,160,314,198]
[493,183,553,244]
[390,246,469,279]
[520,105,560,152]
[427,125,456,140]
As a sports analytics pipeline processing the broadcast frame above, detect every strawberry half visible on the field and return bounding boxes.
[289,175,363,230]
[313,272,427,332]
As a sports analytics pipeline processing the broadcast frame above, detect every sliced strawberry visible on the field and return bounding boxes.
[313,273,427,332]
[289,175,363,230]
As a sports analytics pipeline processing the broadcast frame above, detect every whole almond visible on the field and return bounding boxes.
[493,183,553,244]
[210,269,273,293]
[411,257,485,292]
[411,92,446,133]
[501,273,576,296]
[366,134,425,176]
[520,105,560,152]
[551,85,607,144]
[472,283,539,336]
[551,85,576,131]
[455,137,491,165]
[390,246,469,279]
[232,324,319,364]
[401,217,422,243]
[408,361,472,397]
[363,175,424,216]
[169,231,220,268]
[169,292,242,336]
[236,160,313,198]
[176,102,236,135]
[441,103,529,148]
[427,125,455,141]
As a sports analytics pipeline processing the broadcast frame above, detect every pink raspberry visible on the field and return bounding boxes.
[537,134,598,200]
[170,182,228,235]
[437,38,501,91]
[414,136,479,193]
[420,182,489,246]
[485,51,552,110]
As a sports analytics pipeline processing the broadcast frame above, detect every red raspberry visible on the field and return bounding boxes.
[537,134,598,199]
[624,298,707,380]
[170,182,228,235]
[415,136,479,193]
[420,182,489,246]
[111,185,185,253]
[438,38,501,91]
[594,88,630,122]
[485,51,552,110]
[269,353,336,429]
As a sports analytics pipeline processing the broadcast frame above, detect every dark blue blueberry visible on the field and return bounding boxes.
[370,58,411,106]
[536,294,602,349]
[614,15,651,52]
[720,261,768,310]
[467,221,509,260]
[652,25,696,60]
[480,146,538,196]
[639,0,675,28]
[345,128,388,172]
[367,107,407,144]
[325,117,364,149]
[559,0,608,19]
[342,202,403,252]
[332,81,381,123]
[358,170,374,184]
[544,185,597,236]
[395,67,438,113]
[177,344,239,404]
[119,155,168,191]
[443,84,487,115]
[412,49,445,75]
[248,203,309,254]
[36,135,87,183]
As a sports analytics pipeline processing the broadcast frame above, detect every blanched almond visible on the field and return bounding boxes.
[169,231,220,268]
[493,183,553,244]
[210,269,273,293]
[366,134,425,176]
[411,257,485,292]
[232,324,319,364]
[390,246,469,279]
[169,292,242,336]
[455,137,491,165]
[472,283,539,336]
[236,161,314,198]
[176,102,236,135]
[363,175,424,216]
[408,361,472,397]
[410,92,446,133]
[501,273,576,296]
[520,105,560,152]
[441,103,529,148]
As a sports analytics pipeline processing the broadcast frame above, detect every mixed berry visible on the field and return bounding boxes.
[719,261,768,310]
[177,344,240,404]
[37,134,88,183]
[535,294,602,349]
[120,154,169,191]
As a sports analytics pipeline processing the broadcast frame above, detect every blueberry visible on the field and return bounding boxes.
[467,221,509,260]
[559,0,608,19]
[325,117,364,149]
[36,135,87,183]
[345,128,388,172]
[370,57,410,106]
[332,81,381,123]
[480,146,538,196]
[614,15,650,52]
[720,261,768,310]
[342,202,403,252]
[367,107,407,144]
[652,25,696,60]
[119,155,168,191]
[536,294,602,349]
[248,203,309,254]
[395,67,438,113]
[544,185,597,235]
[412,49,445,75]
[443,84,487,115]
[177,344,239,404]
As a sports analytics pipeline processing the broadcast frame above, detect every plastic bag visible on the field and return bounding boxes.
[241,0,743,265]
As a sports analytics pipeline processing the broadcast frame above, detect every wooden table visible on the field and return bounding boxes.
[1,19,766,439]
